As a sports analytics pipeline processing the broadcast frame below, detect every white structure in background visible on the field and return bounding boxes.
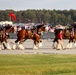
[0,21,13,26]
[55,24,65,29]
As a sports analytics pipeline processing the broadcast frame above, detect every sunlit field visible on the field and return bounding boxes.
[0,54,76,75]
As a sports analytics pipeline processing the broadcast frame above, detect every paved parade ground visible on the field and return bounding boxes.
[0,39,76,54]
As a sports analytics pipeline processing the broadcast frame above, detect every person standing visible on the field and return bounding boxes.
[26,19,32,29]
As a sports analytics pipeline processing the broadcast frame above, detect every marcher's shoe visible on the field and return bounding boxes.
[56,44,62,50]
[56,48,60,50]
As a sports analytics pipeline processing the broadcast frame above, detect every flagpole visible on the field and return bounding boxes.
[9,8,12,21]
[9,15,11,21]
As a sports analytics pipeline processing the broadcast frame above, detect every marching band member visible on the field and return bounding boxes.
[56,30,64,50]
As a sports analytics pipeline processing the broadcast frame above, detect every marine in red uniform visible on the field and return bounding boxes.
[57,30,63,40]
[56,30,64,50]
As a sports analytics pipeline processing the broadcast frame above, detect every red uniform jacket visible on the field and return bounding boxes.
[57,33,63,40]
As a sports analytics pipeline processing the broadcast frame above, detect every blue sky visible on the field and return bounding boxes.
[0,0,76,10]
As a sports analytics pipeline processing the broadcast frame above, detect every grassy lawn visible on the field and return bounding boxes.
[0,54,76,75]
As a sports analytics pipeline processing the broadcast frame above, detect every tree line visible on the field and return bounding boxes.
[0,9,76,26]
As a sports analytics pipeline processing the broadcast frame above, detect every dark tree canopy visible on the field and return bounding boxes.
[0,9,76,26]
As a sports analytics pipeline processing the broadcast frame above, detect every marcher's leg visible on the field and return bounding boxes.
[56,39,61,50]
[60,40,65,49]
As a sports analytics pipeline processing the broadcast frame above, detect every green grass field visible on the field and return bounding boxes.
[0,54,76,75]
